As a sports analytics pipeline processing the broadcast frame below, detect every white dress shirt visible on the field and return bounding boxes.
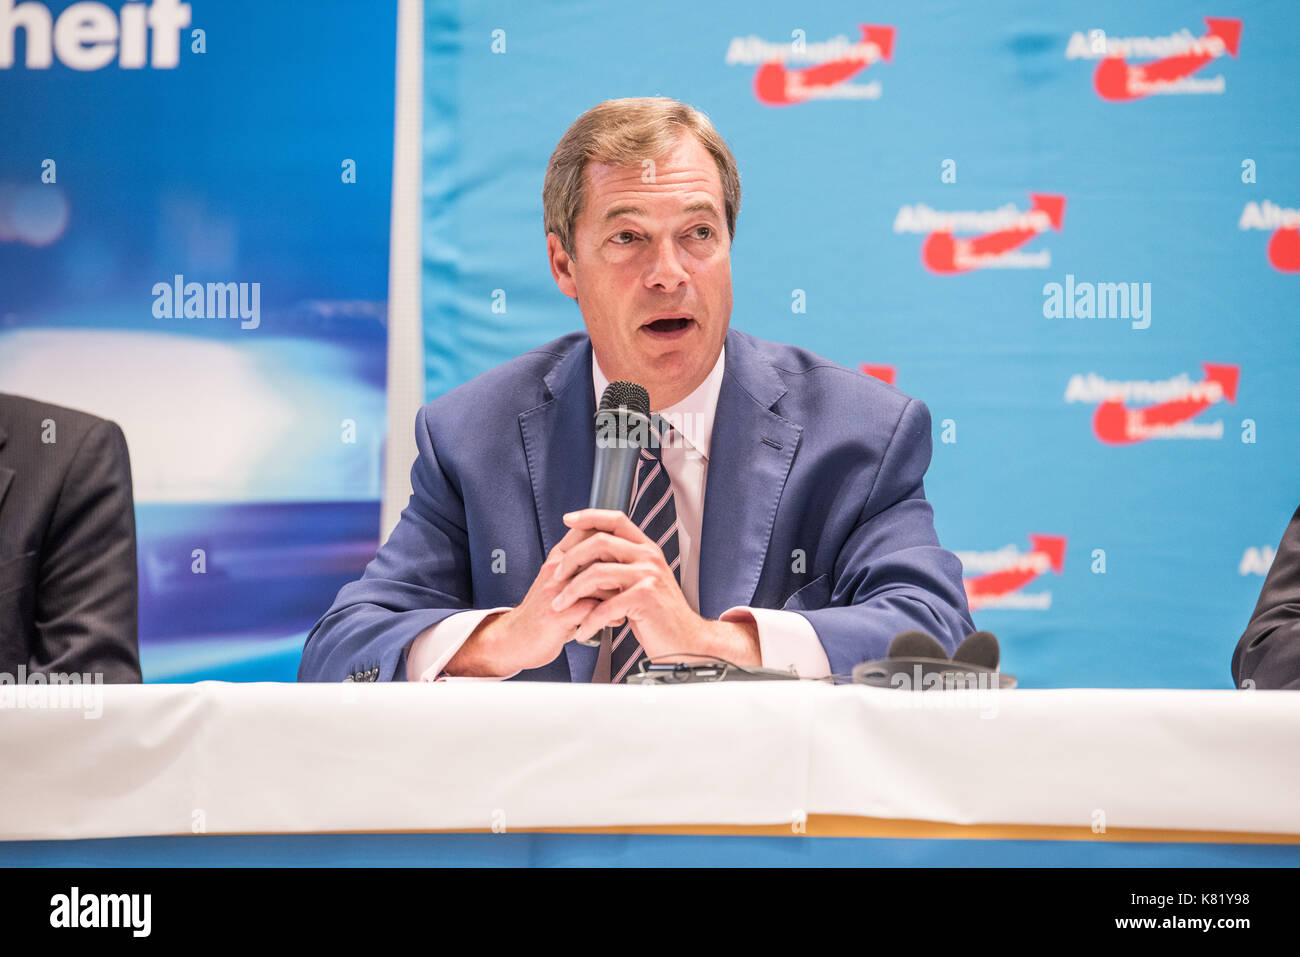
[405,344,832,681]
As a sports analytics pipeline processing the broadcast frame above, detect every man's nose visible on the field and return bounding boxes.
[644,236,689,291]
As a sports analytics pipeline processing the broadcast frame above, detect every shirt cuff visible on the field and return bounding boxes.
[406,607,518,682]
[720,606,831,679]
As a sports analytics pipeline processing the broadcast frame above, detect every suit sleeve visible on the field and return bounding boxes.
[298,404,476,682]
[37,419,142,682]
[791,397,975,677]
[1232,506,1300,690]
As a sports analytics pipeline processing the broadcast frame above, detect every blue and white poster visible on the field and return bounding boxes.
[0,0,397,680]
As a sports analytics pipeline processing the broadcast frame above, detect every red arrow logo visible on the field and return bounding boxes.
[1093,17,1241,101]
[754,24,894,106]
[1267,227,1300,272]
[965,535,1066,611]
[921,194,1065,274]
[859,363,896,386]
[1092,363,1239,444]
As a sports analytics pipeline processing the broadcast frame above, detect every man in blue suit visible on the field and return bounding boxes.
[299,97,973,684]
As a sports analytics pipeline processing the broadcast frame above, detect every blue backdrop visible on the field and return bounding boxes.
[0,1,396,680]
[421,0,1300,689]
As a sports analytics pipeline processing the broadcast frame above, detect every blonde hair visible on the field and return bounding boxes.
[543,97,741,260]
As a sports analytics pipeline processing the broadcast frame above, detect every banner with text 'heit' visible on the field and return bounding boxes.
[0,1,396,680]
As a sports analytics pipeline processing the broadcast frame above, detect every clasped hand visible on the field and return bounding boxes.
[549,508,700,659]
[444,508,759,677]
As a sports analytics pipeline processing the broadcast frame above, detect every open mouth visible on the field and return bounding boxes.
[643,317,693,334]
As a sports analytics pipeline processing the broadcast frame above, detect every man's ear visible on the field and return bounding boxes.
[546,232,578,300]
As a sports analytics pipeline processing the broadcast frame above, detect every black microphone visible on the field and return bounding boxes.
[854,628,1015,688]
[588,381,653,509]
[852,630,948,689]
[575,382,653,647]
[952,630,1000,669]
[886,629,949,660]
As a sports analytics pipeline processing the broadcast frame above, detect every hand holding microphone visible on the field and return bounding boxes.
[569,382,655,646]
[439,383,651,675]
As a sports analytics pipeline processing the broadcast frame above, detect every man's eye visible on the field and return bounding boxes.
[613,231,637,244]
[691,226,713,240]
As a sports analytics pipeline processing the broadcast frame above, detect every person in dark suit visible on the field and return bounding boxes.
[1233,506,1300,690]
[0,393,142,682]
[299,96,974,684]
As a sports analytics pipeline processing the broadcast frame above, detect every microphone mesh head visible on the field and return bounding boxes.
[887,630,949,660]
[952,630,1000,669]
[599,381,650,417]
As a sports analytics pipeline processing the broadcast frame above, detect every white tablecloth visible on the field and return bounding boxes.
[2,681,1297,841]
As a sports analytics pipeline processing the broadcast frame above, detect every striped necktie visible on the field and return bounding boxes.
[593,422,682,684]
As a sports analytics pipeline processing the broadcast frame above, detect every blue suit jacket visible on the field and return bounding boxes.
[299,328,974,682]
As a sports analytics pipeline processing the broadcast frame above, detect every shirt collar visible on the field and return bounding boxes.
[591,342,725,461]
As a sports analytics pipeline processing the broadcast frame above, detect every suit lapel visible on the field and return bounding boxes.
[517,336,597,680]
[698,330,803,619]
[518,336,597,556]
[517,329,803,674]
